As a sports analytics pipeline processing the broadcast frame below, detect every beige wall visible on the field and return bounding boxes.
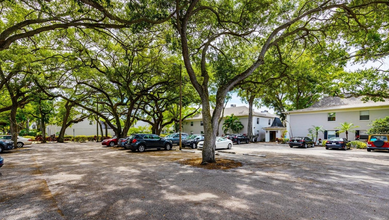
[287,108,389,141]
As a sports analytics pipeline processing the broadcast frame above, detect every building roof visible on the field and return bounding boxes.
[270,118,284,127]
[188,106,278,120]
[287,96,389,114]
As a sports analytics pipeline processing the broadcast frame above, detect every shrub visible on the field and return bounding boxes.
[322,140,328,146]
[278,138,289,144]
[22,136,35,141]
[348,141,367,149]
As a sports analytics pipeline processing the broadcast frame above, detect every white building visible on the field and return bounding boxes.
[183,105,280,142]
[46,120,115,137]
[286,96,389,141]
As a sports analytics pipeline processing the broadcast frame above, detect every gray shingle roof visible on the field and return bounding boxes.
[188,106,277,120]
[287,96,389,114]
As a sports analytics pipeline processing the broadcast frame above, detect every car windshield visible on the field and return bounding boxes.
[370,135,388,141]
[329,137,344,141]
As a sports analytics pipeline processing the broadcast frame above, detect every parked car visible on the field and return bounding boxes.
[367,134,389,152]
[197,137,233,150]
[0,139,14,153]
[0,156,3,167]
[226,134,249,144]
[325,137,349,150]
[165,133,189,145]
[288,137,315,148]
[101,136,118,147]
[118,137,129,147]
[0,135,32,148]
[182,134,204,149]
[124,134,173,152]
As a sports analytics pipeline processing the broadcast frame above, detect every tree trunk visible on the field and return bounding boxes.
[105,121,108,138]
[247,95,254,140]
[201,104,216,164]
[10,100,18,148]
[57,104,71,143]
[41,115,47,143]
[99,121,103,140]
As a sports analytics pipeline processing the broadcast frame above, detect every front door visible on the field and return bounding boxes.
[270,131,276,142]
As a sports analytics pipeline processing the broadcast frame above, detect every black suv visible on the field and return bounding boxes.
[226,134,249,144]
[182,134,204,149]
[165,133,189,145]
[0,139,14,153]
[124,134,173,152]
[289,137,314,148]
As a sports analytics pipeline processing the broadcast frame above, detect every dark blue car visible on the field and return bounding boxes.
[0,156,3,168]
[125,134,173,152]
[0,139,14,153]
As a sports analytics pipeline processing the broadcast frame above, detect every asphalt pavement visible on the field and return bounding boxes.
[0,142,388,219]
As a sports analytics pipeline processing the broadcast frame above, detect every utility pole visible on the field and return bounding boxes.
[179,64,182,151]
[96,97,99,142]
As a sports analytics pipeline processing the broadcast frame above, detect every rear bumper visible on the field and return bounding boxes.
[289,143,304,147]
[367,147,389,151]
[326,144,346,149]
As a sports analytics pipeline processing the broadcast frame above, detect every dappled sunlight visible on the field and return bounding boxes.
[164,192,219,201]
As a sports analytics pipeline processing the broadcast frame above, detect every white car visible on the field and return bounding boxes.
[197,137,233,150]
[0,135,32,148]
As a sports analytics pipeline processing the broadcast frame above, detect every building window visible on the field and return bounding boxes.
[360,111,369,120]
[190,121,193,126]
[200,121,203,126]
[327,130,337,139]
[328,112,336,121]
[268,119,271,125]
[257,118,259,124]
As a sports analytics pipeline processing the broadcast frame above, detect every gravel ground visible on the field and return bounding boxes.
[0,142,388,220]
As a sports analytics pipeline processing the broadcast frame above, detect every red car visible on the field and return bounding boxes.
[102,136,118,147]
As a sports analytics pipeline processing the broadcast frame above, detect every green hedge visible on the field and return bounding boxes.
[276,138,289,144]
[347,141,367,149]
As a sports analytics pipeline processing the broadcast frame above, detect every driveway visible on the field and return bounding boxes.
[0,142,388,220]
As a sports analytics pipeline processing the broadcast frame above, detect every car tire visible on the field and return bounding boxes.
[290,145,293,148]
[237,140,241,145]
[246,139,249,144]
[325,147,328,150]
[367,149,371,152]
[165,143,172,151]
[109,142,114,147]
[17,142,24,148]
[0,146,3,153]
[138,145,146,152]
[191,143,196,149]
[311,144,314,148]
[304,143,308,148]
[227,143,232,149]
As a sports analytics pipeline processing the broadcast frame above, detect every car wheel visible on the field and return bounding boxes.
[344,146,347,151]
[290,145,293,148]
[109,142,115,147]
[237,140,241,145]
[367,149,371,152]
[311,143,314,148]
[138,145,146,152]
[0,146,3,153]
[325,147,328,150]
[165,143,172,151]
[227,143,232,149]
[246,139,249,144]
[304,143,308,148]
[17,142,24,148]
[191,143,196,149]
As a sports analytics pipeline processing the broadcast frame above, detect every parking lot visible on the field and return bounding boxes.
[1,142,388,220]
